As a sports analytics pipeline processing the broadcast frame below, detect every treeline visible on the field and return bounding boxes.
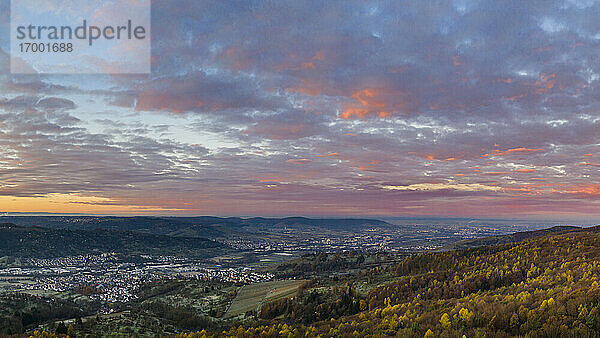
[0,293,92,335]
[258,282,362,324]
[135,301,214,331]
[274,251,403,278]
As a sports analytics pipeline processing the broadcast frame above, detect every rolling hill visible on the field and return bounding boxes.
[0,216,390,239]
[442,225,583,250]
[0,216,229,238]
[0,223,231,258]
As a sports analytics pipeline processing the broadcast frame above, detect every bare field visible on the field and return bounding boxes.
[225,279,307,318]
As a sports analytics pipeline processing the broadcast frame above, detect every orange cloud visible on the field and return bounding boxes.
[340,88,408,119]
[421,154,461,162]
[286,158,311,164]
[280,50,325,72]
[451,55,462,66]
[559,184,600,197]
[383,183,501,192]
[356,160,381,172]
[515,168,536,173]
[505,94,527,101]
[258,178,282,183]
[302,61,315,69]
[484,147,544,157]
[316,152,339,157]
[535,73,555,94]
[352,89,384,108]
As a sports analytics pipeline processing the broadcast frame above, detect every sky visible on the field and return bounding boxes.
[0,0,599,220]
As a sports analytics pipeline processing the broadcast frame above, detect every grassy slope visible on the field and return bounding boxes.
[225,280,307,318]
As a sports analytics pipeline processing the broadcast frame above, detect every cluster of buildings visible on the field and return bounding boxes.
[184,267,273,284]
[0,254,272,303]
[218,227,398,253]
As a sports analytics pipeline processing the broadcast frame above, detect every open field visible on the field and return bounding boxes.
[224,280,307,318]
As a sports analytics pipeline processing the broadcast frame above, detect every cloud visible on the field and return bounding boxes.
[382,183,502,192]
[515,168,536,173]
[132,70,284,114]
[487,147,545,157]
[0,96,76,112]
[340,88,413,119]
[0,0,599,217]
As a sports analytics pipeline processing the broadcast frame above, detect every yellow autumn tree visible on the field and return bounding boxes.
[440,312,451,328]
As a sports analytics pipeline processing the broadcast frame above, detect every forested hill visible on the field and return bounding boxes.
[0,216,390,238]
[0,223,230,258]
[181,225,600,337]
[443,225,584,250]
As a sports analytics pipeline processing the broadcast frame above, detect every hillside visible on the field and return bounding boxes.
[171,225,600,337]
[443,225,582,250]
[0,223,231,259]
[0,216,390,239]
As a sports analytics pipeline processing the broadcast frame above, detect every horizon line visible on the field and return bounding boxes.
[0,212,598,224]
